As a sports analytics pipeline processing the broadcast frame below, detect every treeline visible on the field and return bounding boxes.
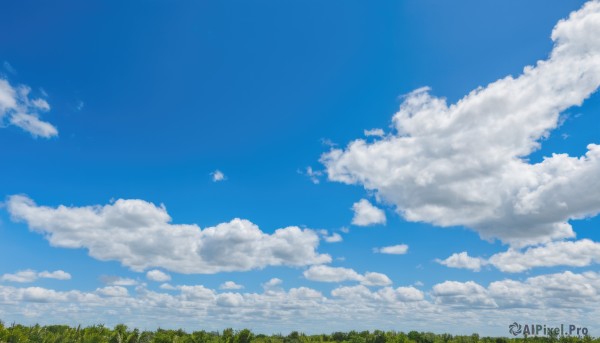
[0,321,597,343]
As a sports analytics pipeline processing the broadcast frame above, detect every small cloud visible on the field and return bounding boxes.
[211,170,226,182]
[1,269,71,283]
[146,269,171,282]
[262,278,283,291]
[324,232,343,243]
[321,138,337,148]
[351,199,386,226]
[364,128,385,137]
[159,283,177,290]
[76,100,84,111]
[373,244,409,255]
[37,270,71,280]
[302,166,323,184]
[100,275,138,286]
[0,270,37,283]
[0,78,58,138]
[219,281,244,290]
[303,265,392,286]
[436,252,487,272]
[96,286,128,298]
[340,227,350,234]
[31,98,50,111]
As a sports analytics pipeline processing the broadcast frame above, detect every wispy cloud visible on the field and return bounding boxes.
[0,78,58,138]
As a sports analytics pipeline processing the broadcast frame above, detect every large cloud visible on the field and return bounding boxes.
[6,195,331,274]
[321,1,600,246]
[0,78,58,138]
[439,239,600,273]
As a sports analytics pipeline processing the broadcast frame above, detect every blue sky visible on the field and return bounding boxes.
[1,0,600,336]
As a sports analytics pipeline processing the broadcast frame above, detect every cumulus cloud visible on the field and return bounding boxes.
[146,270,171,282]
[6,195,331,274]
[440,239,600,273]
[303,265,392,286]
[219,281,244,290]
[0,78,58,138]
[211,170,226,182]
[321,1,600,247]
[437,252,488,272]
[351,199,386,226]
[0,270,71,283]
[373,244,409,255]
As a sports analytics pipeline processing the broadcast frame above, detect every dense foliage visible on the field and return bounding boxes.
[0,321,597,343]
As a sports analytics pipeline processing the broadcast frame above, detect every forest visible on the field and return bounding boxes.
[0,321,597,343]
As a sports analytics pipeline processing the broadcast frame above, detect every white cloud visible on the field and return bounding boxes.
[96,286,129,297]
[0,79,58,138]
[0,270,71,283]
[211,170,225,182]
[219,281,244,290]
[303,265,392,286]
[6,195,331,274]
[262,278,283,291]
[321,1,600,247]
[431,271,600,311]
[436,252,487,272]
[374,244,409,255]
[304,166,323,184]
[351,199,386,226]
[37,270,71,280]
[361,272,393,286]
[146,270,171,282]
[0,270,37,283]
[489,239,600,272]
[323,232,343,243]
[100,276,138,286]
[439,239,600,273]
[304,265,362,283]
[364,128,385,137]
[432,281,498,308]
[159,283,177,290]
